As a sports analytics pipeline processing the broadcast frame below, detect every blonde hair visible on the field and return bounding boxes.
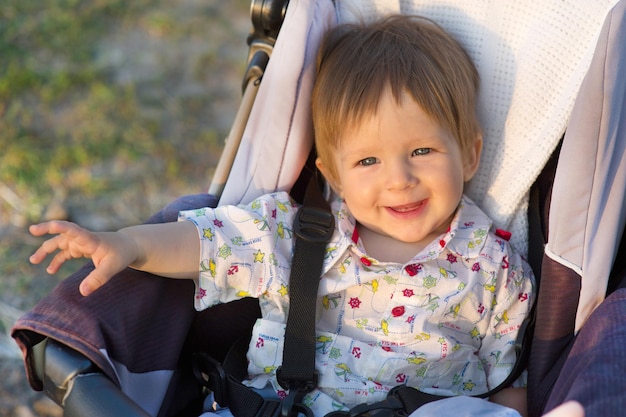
[312,15,481,181]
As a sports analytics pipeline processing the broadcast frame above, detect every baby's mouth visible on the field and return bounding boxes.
[389,201,425,213]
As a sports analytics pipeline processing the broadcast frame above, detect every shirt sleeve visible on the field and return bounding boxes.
[178,192,300,311]
[480,235,535,390]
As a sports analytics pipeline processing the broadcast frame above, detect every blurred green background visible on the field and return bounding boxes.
[1,0,250,227]
[0,1,250,415]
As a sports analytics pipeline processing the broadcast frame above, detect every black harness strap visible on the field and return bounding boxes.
[194,175,333,417]
[277,176,334,415]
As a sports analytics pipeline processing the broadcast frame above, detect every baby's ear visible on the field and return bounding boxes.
[315,157,342,196]
[463,134,483,182]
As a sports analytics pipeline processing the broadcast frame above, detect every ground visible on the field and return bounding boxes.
[0,0,250,415]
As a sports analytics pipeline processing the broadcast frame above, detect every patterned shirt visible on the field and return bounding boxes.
[179,192,534,414]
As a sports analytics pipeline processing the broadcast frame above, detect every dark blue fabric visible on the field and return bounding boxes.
[545,288,626,416]
[11,193,260,417]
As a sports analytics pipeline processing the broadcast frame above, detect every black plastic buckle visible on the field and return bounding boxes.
[346,386,407,417]
[275,366,319,392]
[192,352,229,406]
[281,388,314,417]
[294,206,335,244]
[254,399,281,417]
[275,367,317,417]
[249,391,314,417]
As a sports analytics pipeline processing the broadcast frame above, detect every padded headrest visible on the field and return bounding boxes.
[220,0,618,257]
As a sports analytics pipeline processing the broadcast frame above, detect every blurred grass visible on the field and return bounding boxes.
[0,0,250,227]
[1,2,251,414]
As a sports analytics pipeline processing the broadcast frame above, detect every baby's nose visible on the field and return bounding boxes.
[386,161,418,190]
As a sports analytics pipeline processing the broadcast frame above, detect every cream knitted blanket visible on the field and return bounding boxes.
[337,0,619,255]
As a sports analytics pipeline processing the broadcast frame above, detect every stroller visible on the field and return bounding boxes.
[11,0,626,416]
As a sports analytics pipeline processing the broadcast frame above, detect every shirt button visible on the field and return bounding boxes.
[405,264,421,276]
[392,306,405,317]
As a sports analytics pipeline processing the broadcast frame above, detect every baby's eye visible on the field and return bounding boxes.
[358,157,378,166]
[412,148,431,156]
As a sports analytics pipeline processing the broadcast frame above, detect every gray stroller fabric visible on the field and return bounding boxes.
[528,1,626,416]
[546,0,626,331]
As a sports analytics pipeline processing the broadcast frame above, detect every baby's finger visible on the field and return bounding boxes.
[29,249,45,265]
[29,223,50,237]
[29,236,63,265]
[45,250,74,274]
[29,221,70,237]
[79,268,114,297]
[78,254,129,296]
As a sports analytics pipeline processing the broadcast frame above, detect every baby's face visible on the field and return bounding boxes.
[322,89,478,254]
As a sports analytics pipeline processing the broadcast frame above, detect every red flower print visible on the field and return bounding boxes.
[472,262,480,272]
[277,390,287,399]
[360,257,372,266]
[439,239,446,248]
[402,288,415,298]
[213,219,223,227]
[349,297,362,309]
[392,306,405,317]
[272,209,277,219]
[405,263,422,276]
[519,292,529,302]
[447,254,458,263]
[396,373,407,383]
[196,287,207,299]
[406,315,415,324]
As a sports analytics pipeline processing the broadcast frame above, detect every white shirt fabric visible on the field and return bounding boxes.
[180,192,534,414]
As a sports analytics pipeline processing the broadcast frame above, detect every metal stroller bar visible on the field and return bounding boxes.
[208,0,290,198]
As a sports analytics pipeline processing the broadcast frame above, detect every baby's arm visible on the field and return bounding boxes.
[29,220,199,296]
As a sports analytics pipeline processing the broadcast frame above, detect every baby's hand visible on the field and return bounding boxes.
[30,221,103,273]
[29,221,138,296]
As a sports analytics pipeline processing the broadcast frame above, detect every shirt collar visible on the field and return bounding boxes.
[323,194,493,273]
[430,195,493,260]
